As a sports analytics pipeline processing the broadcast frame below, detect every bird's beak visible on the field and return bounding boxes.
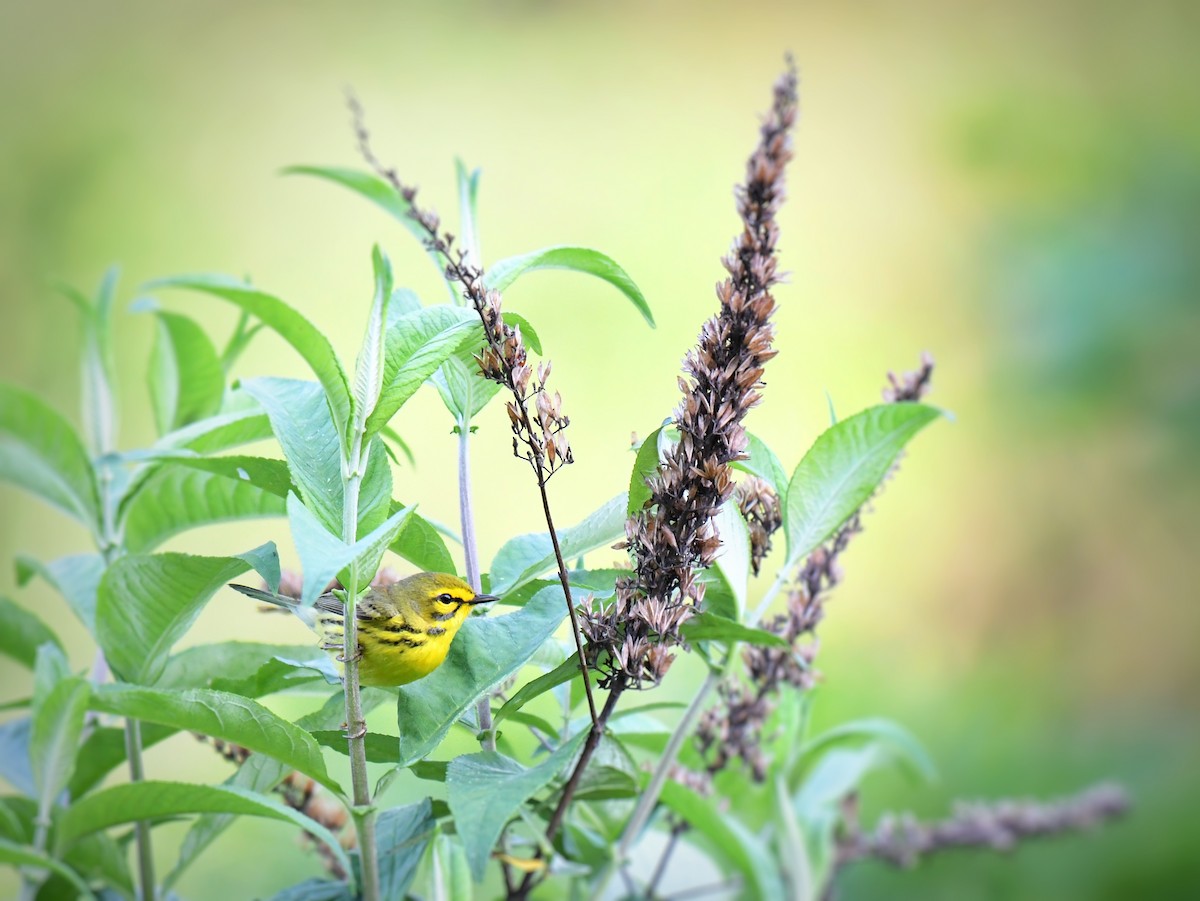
[469,593,499,605]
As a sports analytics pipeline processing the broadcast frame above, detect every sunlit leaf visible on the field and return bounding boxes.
[680,611,789,648]
[389,509,456,575]
[485,246,654,327]
[144,307,225,435]
[88,685,341,795]
[733,432,789,496]
[626,426,665,516]
[147,274,352,446]
[493,653,582,727]
[14,553,103,633]
[367,306,479,437]
[0,383,100,527]
[396,586,567,766]
[489,493,627,594]
[352,246,394,437]
[784,404,941,563]
[0,596,62,669]
[30,677,90,819]
[122,457,290,553]
[659,781,785,899]
[96,544,280,684]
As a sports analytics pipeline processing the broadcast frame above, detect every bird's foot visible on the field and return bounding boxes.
[343,720,367,740]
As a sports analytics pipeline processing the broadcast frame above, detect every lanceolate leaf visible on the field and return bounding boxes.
[733,432,790,496]
[396,586,567,766]
[0,838,96,900]
[352,246,394,437]
[389,509,456,575]
[784,404,941,564]
[166,753,293,889]
[243,379,391,537]
[366,306,480,437]
[0,596,63,669]
[448,732,587,880]
[96,544,280,684]
[287,493,415,603]
[627,426,665,516]
[30,677,90,816]
[145,308,225,435]
[152,400,273,455]
[493,652,582,727]
[489,493,627,594]
[55,780,350,877]
[88,685,341,795]
[680,611,790,649]
[0,719,34,796]
[708,502,751,621]
[0,383,100,527]
[15,553,104,633]
[431,313,541,424]
[484,246,655,328]
[659,781,786,900]
[122,458,290,552]
[67,723,176,799]
[147,274,352,445]
[796,717,936,784]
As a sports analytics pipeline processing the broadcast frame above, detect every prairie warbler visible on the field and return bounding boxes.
[231,573,496,686]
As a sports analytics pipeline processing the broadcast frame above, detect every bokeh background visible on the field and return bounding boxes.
[2,1,1197,897]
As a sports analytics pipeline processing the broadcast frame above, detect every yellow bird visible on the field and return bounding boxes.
[231,573,497,686]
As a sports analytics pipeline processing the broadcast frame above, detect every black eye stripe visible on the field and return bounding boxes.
[431,601,465,622]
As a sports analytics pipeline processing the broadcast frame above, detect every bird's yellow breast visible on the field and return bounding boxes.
[357,624,452,686]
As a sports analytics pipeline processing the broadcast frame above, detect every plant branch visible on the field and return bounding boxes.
[348,94,598,729]
[124,719,156,901]
[341,436,379,901]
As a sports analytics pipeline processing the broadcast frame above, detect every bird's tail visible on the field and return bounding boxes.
[229,583,317,628]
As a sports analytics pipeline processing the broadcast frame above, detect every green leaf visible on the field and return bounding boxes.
[447,731,587,881]
[0,718,35,795]
[30,677,90,815]
[157,641,319,693]
[485,246,654,327]
[121,457,290,552]
[70,268,119,461]
[14,554,103,633]
[0,838,96,900]
[366,306,480,437]
[61,830,134,898]
[773,774,816,901]
[352,246,394,437]
[242,379,390,537]
[151,400,273,455]
[430,313,540,424]
[489,493,627,594]
[0,383,100,527]
[145,308,225,435]
[67,723,175,799]
[429,832,473,901]
[784,404,941,563]
[797,717,936,784]
[389,510,456,575]
[627,426,665,515]
[0,596,63,669]
[147,274,352,446]
[681,611,789,648]
[287,493,414,603]
[88,685,341,795]
[284,166,449,292]
[396,586,567,766]
[709,502,750,621]
[96,544,280,684]
[733,432,789,496]
[377,798,435,899]
[659,780,785,900]
[456,158,482,266]
[493,653,582,727]
[55,781,350,876]
[166,752,293,889]
[311,730,400,764]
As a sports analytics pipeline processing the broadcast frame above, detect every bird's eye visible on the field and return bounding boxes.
[437,593,454,604]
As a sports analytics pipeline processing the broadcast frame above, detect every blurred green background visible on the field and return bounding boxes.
[2,0,1197,897]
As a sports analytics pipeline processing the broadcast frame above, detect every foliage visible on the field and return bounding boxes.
[0,67,1027,901]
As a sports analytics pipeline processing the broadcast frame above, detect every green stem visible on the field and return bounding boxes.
[342,437,379,901]
[591,566,793,899]
[457,420,496,752]
[125,719,156,901]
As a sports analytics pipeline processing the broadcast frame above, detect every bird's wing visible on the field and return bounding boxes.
[230,583,317,629]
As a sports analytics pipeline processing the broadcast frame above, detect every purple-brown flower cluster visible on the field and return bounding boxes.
[583,63,799,689]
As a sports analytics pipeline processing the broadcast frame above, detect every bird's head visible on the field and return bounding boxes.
[390,572,498,632]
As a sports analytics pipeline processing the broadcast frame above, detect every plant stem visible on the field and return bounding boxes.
[590,567,793,900]
[457,420,496,752]
[124,719,156,901]
[342,437,379,901]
